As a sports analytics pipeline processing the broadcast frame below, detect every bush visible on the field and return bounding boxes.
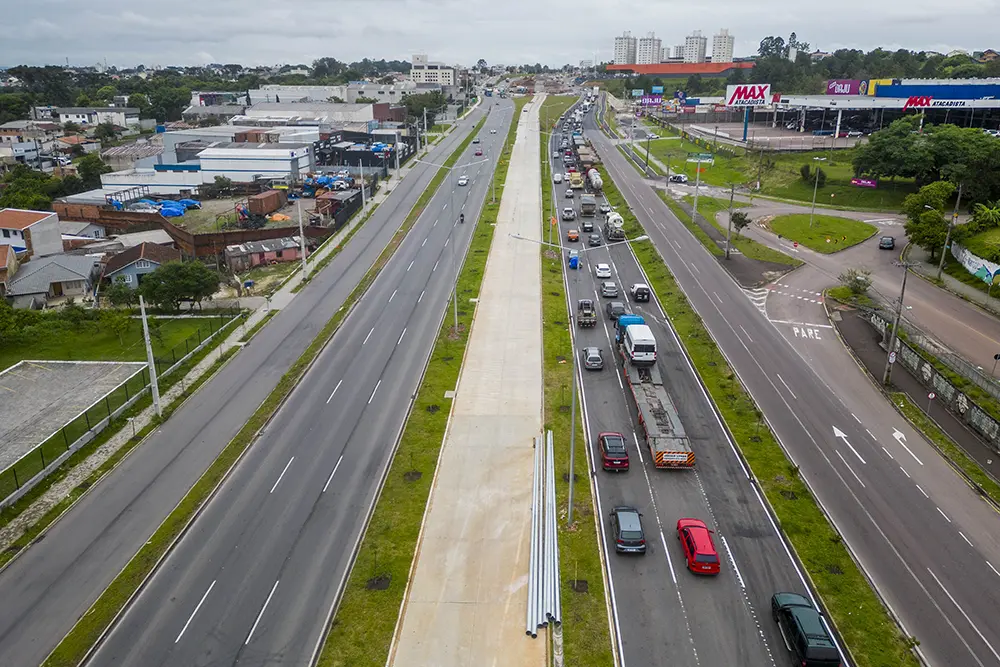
[800,163,811,181]
[839,267,872,295]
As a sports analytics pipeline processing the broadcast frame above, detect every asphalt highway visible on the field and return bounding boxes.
[592,96,1000,667]
[81,99,516,666]
[552,101,816,667]
[0,102,505,667]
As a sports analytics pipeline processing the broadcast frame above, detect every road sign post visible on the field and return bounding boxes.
[992,353,1000,377]
[888,351,897,365]
[927,391,936,412]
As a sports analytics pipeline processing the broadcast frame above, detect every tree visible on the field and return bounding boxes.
[758,36,786,58]
[477,58,488,71]
[62,121,80,133]
[75,92,92,107]
[902,181,956,259]
[354,96,378,104]
[139,261,220,312]
[104,277,136,307]
[77,153,112,188]
[101,308,132,344]
[129,92,153,119]
[838,268,872,295]
[95,85,118,101]
[94,121,119,142]
[730,211,751,236]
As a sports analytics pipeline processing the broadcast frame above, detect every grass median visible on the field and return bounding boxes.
[598,162,920,667]
[539,103,615,667]
[42,111,494,667]
[314,96,528,667]
[767,214,877,253]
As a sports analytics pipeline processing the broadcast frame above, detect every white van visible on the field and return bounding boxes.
[553,173,563,184]
[622,324,656,366]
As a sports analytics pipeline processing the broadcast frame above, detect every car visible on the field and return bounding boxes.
[648,133,660,139]
[475,149,483,156]
[878,236,895,250]
[565,189,574,199]
[472,138,480,144]
[606,301,627,320]
[601,281,618,297]
[567,229,579,241]
[676,518,721,575]
[490,129,497,134]
[668,174,689,184]
[567,249,579,268]
[563,172,571,181]
[846,130,864,137]
[599,203,612,214]
[581,220,594,233]
[523,107,528,113]
[630,283,651,301]
[598,432,629,470]
[553,150,560,158]
[553,173,563,184]
[595,263,612,279]
[581,346,604,371]
[771,593,841,667]
[610,506,646,553]
[457,175,469,186]
[562,208,576,221]
[589,233,603,247]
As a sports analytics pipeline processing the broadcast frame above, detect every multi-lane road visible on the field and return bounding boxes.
[0,99,512,667]
[592,95,1000,667]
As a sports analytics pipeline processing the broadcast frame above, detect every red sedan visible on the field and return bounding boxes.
[676,518,720,575]
[475,149,483,156]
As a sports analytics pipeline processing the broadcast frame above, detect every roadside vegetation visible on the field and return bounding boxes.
[537,94,615,667]
[315,96,529,667]
[598,159,920,667]
[681,194,801,265]
[766,214,877,253]
[540,94,575,131]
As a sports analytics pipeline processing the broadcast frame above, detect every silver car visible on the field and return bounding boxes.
[601,281,618,298]
[582,346,604,370]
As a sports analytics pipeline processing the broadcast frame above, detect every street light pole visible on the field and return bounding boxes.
[808,157,827,227]
[882,261,917,386]
[937,182,963,281]
[692,157,703,225]
[725,184,735,260]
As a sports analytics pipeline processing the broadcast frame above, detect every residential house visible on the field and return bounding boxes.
[6,254,101,308]
[224,236,307,272]
[0,245,19,296]
[0,208,63,258]
[100,242,181,289]
[0,121,62,152]
[56,135,102,154]
[979,49,999,63]
[59,221,106,239]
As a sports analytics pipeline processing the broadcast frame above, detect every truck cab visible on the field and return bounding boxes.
[615,314,645,343]
[577,299,597,327]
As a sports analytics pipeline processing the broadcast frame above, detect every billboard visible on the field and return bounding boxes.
[826,79,865,96]
[651,85,664,94]
[851,178,878,188]
[631,89,644,98]
[867,78,895,96]
[640,95,662,107]
[725,84,771,107]
[902,97,973,110]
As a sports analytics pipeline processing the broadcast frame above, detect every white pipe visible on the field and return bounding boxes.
[526,437,539,636]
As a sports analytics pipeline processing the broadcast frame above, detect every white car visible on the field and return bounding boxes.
[648,133,660,139]
[490,129,497,134]
[553,173,563,184]
[458,175,469,186]
[595,263,612,279]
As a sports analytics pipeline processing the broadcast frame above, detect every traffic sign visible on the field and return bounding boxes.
[888,351,897,364]
[928,392,936,400]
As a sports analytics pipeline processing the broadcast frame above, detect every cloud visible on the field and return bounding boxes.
[2,0,997,68]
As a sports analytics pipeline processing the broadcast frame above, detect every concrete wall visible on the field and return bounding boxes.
[26,213,63,258]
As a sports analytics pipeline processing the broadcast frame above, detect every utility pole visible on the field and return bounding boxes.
[359,159,366,211]
[139,295,161,417]
[725,184,735,260]
[423,106,428,137]
[808,157,826,227]
[882,261,917,386]
[566,368,578,525]
[297,200,308,282]
[644,133,651,171]
[937,182,963,280]
[692,157,703,226]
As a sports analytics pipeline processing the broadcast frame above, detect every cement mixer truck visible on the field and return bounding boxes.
[604,212,625,241]
[587,169,603,192]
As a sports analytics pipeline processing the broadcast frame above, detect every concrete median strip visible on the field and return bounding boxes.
[40,112,491,667]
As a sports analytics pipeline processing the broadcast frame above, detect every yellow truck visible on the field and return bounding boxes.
[569,172,584,189]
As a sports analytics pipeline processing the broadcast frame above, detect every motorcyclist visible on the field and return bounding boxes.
[460,213,465,224]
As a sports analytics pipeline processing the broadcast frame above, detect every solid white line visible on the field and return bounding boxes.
[407,260,414,272]
[901,466,911,478]
[175,580,216,643]
[397,328,407,346]
[927,568,1000,663]
[836,450,866,488]
[720,536,745,588]
[960,531,973,547]
[768,319,834,328]
[389,289,397,302]
[937,507,952,523]
[738,325,753,342]
[633,431,644,465]
[363,327,374,345]
[660,530,677,585]
[776,374,797,400]
[246,580,279,645]
[269,457,294,494]
[432,260,439,272]
[418,290,425,303]
[916,484,929,498]
[326,379,343,404]
[882,446,895,460]
[323,455,344,493]
[895,437,925,466]
[368,379,382,404]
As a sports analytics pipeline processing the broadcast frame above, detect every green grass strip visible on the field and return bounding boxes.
[599,161,920,667]
[314,96,528,667]
[238,311,276,343]
[539,96,615,666]
[766,213,877,254]
[42,110,494,667]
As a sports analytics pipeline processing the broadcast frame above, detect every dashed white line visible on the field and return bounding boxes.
[421,238,427,247]
[269,457,294,494]
[901,466,911,478]
[712,291,724,304]
[836,450,866,488]
[927,568,1000,664]
[738,325,753,342]
[389,289,397,302]
[916,484,929,498]
[433,260,439,272]
[776,374,797,400]
[326,379,343,404]
[363,327,374,345]
[368,379,382,404]
[433,219,438,227]
[323,455,344,493]
[852,413,861,423]
[959,531,973,547]
[397,328,407,346]
[444,237,450,247]
[633,432,644,465]
[881,446,895,460]
[988,561,1000,578]
[866,428,875,439]
[418,289,425,303]
[720,536,745,589]
[175,580,216,643]
[246,580,279,644]
[443,203,448,210]
[937,507,951,523]
[406,260,414,271]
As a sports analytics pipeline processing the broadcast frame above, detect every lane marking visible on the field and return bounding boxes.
[397,328,407,346]
[738,325,753,343]
[720,536,745,589]
[866,428,875,439]
[444,237,450,247]
[246,580,280,645]
[927,568,1000,664]
[418,290,425,303]
[433,219,438,227]
[323,455,344,493]
[175,580,216,643]
[368,379,382,404]
[960,531,973,547]
[269,457,295,494]
[988,561,1000,578]
[433,260,439,272]
[901,466,911,478]
[421,238,427,247]
[776,374,797,400]
[852,413,861,423]
[389,289,397,303]
[768,319,834,329]
[881,446,895,460]
[937,507,952,523]
[326,379,343,404]
[916,484,929,498]
[836,450,866,488]
[713,291,724,304]
[363,327,374,345]
[633,431,644,465]
[660,530,677,585]
[407,260,414,272]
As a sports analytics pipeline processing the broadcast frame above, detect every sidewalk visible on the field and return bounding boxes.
[387,97,547,666]
[908,245,1000,316]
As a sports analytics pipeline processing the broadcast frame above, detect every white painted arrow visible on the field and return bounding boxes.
[833,426,867,464]
[893,428,924,465]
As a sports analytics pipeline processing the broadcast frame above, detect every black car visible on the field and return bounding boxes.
[589,233,602,247]
[771,593,841,667]
[581,220,594,233]
[610,506,646,554]
[878,236,895,250]
[606,301,627,320]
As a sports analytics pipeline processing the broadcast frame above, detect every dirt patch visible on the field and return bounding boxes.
[403,471,423,482]
[569,579,589,593]
[366,574,391,590]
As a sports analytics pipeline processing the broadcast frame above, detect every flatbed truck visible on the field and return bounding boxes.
[620,351,694,468]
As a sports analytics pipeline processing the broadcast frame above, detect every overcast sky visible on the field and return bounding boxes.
[5,0,998,69]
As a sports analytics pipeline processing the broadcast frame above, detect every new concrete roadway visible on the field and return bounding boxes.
[0,100,510,667]
[591,96,1000,667]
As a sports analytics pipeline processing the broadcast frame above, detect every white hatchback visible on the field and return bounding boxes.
[595,263,612,279]
[457,175,469,186]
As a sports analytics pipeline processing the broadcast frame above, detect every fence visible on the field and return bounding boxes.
[0,310,244,506]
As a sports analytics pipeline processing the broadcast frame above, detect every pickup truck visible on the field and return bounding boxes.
[577,299,597,327]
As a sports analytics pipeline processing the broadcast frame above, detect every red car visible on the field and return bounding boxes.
[598,432,629,471]
[475,149,483,156]
[676,518,720,575]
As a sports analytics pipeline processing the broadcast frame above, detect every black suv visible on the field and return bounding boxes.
[771,593,841,667]
[610,506,646,554]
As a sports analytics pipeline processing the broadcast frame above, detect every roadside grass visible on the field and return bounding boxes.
[238,311,276,343]
[892,392,1000,503]
[0,316,224,372]
[540,95,576,131]
[825,286,876,308]
[767,214,877,254]
[657,192,724,257]
[645,138,746,186]
[540,115,615,667]
[42,109,499,667]
[314,96,528,667]
[598,163,920,667]
[0,319,241,569]
[681,195,801,266]
[618,144,665,176]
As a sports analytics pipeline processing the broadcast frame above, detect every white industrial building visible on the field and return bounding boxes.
[241,102,377,124]
[410,54,457,86]
[54,107,140,127]
[684,31,708,63]
[712,29,735,64]
[614,32,637,65]
[636,33,662,65]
